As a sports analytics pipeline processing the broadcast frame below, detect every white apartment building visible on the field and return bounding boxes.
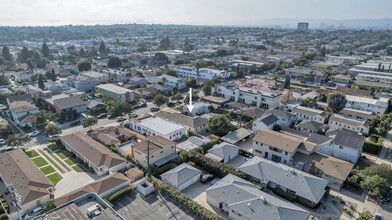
[291,106,326,123]
[176,66,231,80]
[345,95,388,114]
[79,71,108,84]
[9,101,39,127]
[213,82,281,109]
[356,74,392,84]
[348,68,392,77]
[126,116,187,141]
[328,114,370,135]
[163,75,186,90]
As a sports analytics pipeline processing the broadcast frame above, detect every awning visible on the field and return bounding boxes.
[153,152,178,167]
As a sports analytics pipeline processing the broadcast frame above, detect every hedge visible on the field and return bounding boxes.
[106,186,133,203]
[363,135,383,155]
[188,150,246,179]
[150,163,177,176]
[0,195,9,213]
[154,181,222,220]
[0,213,8,220]
[272,187,296,202]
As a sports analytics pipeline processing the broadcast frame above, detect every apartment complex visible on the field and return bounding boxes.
[95,83,135,102]
[176,66,231,80]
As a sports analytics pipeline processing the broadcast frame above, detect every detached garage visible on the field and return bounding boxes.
[161,163,202,191]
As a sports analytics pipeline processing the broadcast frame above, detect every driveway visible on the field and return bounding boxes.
[54,171,98,197]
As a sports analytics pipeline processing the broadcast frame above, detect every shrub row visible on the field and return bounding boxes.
[154,181,222,220]
[150,163,177,176]
[363,136,383,155]
[188,149,246,179]
[106,186,133,203]
[272,187,296,202]
[0,195,9,213]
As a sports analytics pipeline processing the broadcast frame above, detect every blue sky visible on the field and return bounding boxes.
[0,0,391,26]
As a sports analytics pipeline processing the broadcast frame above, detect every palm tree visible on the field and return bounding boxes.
[0,56,5,75]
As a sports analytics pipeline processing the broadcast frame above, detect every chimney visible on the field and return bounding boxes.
[309,160,317,175]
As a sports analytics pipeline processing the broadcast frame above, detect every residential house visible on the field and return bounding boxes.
[296,120,324,134]
[79,71,108,84]
[53,96,87,120]
[0,149,53,218]
[205,174,310,220]
[339,108,378,121]
[345,95,388,114]
[264,109,296,127]
[134,87,157,100]
[65,76,96,92]
[0,118,12,139]
[212,82,281,109]
[328,114,370,135]
[161,163,202,191]
[252,129,316,164]
[239,156,328,208]
[61,132,128,176]
[292,152,354,190]
[285,67,324,83]
[200,96,231,109]
[126,167,144,182]
[332,74,352,84]
[89,126,136,147]
[252,114,279,132]
[176,66,231,80]
[315,129,364,163]
[129,77,148,87]
[162,75,186,90]
[176,136,211,152]
[127,116,186,141]
[182,102,210,116]
[95,84,135,102]
[205,142,239,163]
[220,128,254,145]
[8,101,39,127]
[291,106,326,123]
[102,68,130,83]
[86,99,107,115]
[54,173,129,206]
[155,111,208,133]
[132,136,177,169]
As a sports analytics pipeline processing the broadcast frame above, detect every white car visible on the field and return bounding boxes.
[0,139,5,145]
[29,131,41,137]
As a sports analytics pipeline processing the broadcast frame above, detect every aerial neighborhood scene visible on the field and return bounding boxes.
[1,0,392,220]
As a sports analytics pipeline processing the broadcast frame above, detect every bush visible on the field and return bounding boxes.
[0,213,8,220]
[154,181,222,220]
[0,207,4,214]
[106,186,133,203]
[188,150,246,179]
[44,200,56,212]
[150,163,177,176]
[272,187,296,202]
[363,136,383,155]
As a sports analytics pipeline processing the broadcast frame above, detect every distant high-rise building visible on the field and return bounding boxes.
[297,22,309,31]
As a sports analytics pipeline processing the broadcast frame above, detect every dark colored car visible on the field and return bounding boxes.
[70,120,81,126]
[380,196,391,203]
[200,174,214,183]
[97,113,107,119]
[150,107,160,112]
[167,102,176,107]
[108,114,117,119]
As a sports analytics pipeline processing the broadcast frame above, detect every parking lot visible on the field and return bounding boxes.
[114,192,198,220]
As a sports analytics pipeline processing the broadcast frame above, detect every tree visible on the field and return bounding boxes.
[107,56,122,68]
[184,92,199,104]
[327,93,347,113]
[300,97,318,108]
[284,76,291,89]
[43,200,56,212]
[319,47,326,57]
[20,47,31,62]
[43,122,61,136]
[2,46,12,61]
[90,46,98,57]
[41,42,50,57]
[45,69,56,81]
[82,117,98,131]
[216,50,228,57]
[159,36,171,50]
[208,115,236,136]
[361,175,389,198]
[0,56,4,75]
[356,211,373,220]
[166,70,177,77]
[6,134,31,147]
[154,94,169,107]
[34,110,58,130]
[109,102,132,116]
[79,47,85,57]
[203,80,214,96]
[26,59,34,70]
[99,41,107,55]
[38,74,45,90]
[155,52,169,64]
[77,61,91,72]
[186,79,197,88]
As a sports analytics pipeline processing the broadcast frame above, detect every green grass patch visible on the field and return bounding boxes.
[38,149,67,173]
[47,173,63,185]
[56,151,68,159]
[25,150,39,158]
[72,165,84,172]
[47,143,61,152]
[40,165,56,175]
[64,158,75,166]
[32,157,49,167]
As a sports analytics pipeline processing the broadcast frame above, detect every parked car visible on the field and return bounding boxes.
[97,113,107,119]
[374,212,383,220]
[0,139,5,145]
[70,119,81,126]
[108,114,117,119]
[200,174,214,183]
[48,134,61,141]
[128,112,138,118]
[150,106,160,112]
[116,116,126,122]
[167,102,175,107]
[380,196,391,203]
[25,207,43,219]
[0,146,17,152]
[29,131,41,137]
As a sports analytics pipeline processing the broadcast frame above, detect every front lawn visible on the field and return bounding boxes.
[72,165,84,173]
[25,150,39,158]
[47,173,63,185]
[47,143,61,152]
[40,165,56,175]
[64,158,75,166]
[32,157,49,167]
[56,152,68,159]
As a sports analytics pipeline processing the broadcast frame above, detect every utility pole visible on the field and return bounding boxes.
[146,138,150,175]
[7,185,22,220]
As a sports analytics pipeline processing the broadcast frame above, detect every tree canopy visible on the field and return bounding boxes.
[2,46,12,61]
[82,117,98,130]
[43,122,61,136]
[153,94,169,107]
[6,134,31,147]
[108,101,132,116]
[107,56,122,68]
[208,115,236,136]
[41,42,50,57]
[327,93,347,113]
[300,97,318,108]
[77,61,92,72]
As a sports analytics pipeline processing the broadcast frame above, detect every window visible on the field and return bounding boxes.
[339,145,343,149]
[255,149,262,154]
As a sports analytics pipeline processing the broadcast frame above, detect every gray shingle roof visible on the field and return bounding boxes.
[207,142,239,160]
[297,120,324,131]
[220,128,253,144]
[206,174,309,220]
[161,163,201,187]
[306,133,332,145]
[265,109,296,120]
[260,114,279,126]
[238,156,328,204]
[330,129,365,149]
[54,95,85,109]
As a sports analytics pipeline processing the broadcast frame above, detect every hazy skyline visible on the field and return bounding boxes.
[1,0,392,26]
